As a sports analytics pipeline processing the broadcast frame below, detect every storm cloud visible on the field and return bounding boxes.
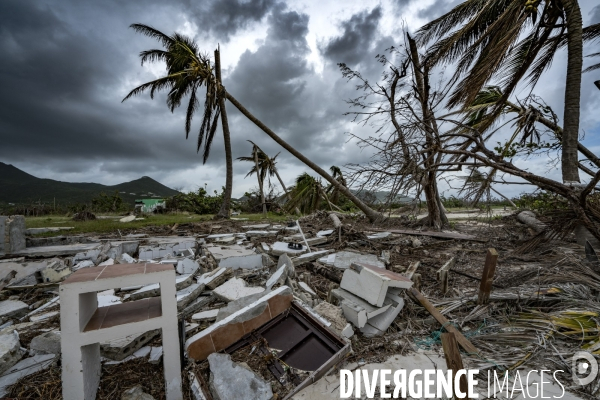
[0,0,598,198]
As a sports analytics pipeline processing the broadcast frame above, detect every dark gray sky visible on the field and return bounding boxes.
[1,0,599,198]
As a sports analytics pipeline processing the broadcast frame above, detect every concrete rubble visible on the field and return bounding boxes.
[1,211,593,400]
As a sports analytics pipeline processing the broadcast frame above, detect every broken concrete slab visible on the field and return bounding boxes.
[191,309,219,322]
[186,286,293,361]
[270,241,308,257]
[245,230,278,238]
[73,259,95,271]
[205,245,263,270]
[212,278,264,302]
[128,274,194,301]
[30,331,61,355]
[291,249,333,267]
[25,227,74,235]
[340,262,413,307]
[149,346,162,365]
[173,258,200,275]
[177,283,205,311]
[0,300,29,321]
[0,353,56,397]
[298,281,317,297]
[316,229,334,237]
[241,224,270,230]
[100,329,160,361]
[366,231,392,240]
[196,267,231,290]
[121,385,155,400]
[208,353,273,400]
[331,288,392,328]
[138,237,197,260]
[0,216,25,255]
[38,260,72,283]
[265,263,289,290]
[215,290,272,322]
[319,250,386,270]
[104,346,152,365]
[0,330,24,375]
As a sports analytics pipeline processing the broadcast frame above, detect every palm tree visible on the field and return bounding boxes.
[287,173,338,214]
[122,24,233,218]
[124,25,383,222]
[238,141,300,215]
[237,142,267,216]
[416,0,600,184]
[326,166,347,205]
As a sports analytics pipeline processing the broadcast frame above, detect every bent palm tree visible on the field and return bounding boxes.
[237,142,267,216]
[125,24,383,222]
[286,173,337,214]
[238,141,300,215]
[122,24,233,218]
[416,0,600,184]
[326,166,347,206]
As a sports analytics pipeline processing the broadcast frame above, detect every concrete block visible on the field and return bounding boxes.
[205,245,263,270]
[186,286,293,360]
[270,241,307,257]
[30,331,61,355]
[0,330,24,375]
[101,330,160,361]
[106,241,140,260]
[331,288,392,328]
[3,216,26,254]
[121,386,155,400]
[208,353,273,400]
[213,278,264,302]
[340,262,413,307]
[360,296,405,337]
[0,300,29,320]
[0,353,56,397]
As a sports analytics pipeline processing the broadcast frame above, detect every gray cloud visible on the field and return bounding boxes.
[320,7,383,67]
[417,0,461,21]
[591,6,600,24]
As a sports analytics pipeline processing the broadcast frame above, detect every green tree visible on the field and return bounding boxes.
[122,25,233,219]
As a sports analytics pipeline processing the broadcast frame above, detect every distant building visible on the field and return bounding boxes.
[135,198,166,213]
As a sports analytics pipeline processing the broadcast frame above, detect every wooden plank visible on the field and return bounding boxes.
[441,332,470,400]
[402,261,420,279]
[437,257,455,294]
[371,228,486,242]
[477,248,498,305]
[408,287,479,355]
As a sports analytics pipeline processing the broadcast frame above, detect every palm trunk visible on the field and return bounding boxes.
[274,169,301,215]
[215,47,232,219]
[225,92,383,222]
[561,0,583,184]
[253,147,267,217]
[490,187,517,208]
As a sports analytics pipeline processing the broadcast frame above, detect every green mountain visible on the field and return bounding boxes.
[0,162,179,205]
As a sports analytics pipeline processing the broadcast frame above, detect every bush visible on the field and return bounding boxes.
[513,190,568,213]
[165,188,224,215]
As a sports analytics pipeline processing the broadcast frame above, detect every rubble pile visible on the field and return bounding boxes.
[0,211,599,399]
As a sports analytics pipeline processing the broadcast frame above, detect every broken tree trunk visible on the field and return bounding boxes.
[306,263,341,284]
[516,211,546,233]
[477,248,498,305]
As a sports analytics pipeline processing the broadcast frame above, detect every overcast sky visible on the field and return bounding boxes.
[1,0,599,200]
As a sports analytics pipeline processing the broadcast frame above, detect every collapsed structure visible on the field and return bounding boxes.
[0,211,599,399]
